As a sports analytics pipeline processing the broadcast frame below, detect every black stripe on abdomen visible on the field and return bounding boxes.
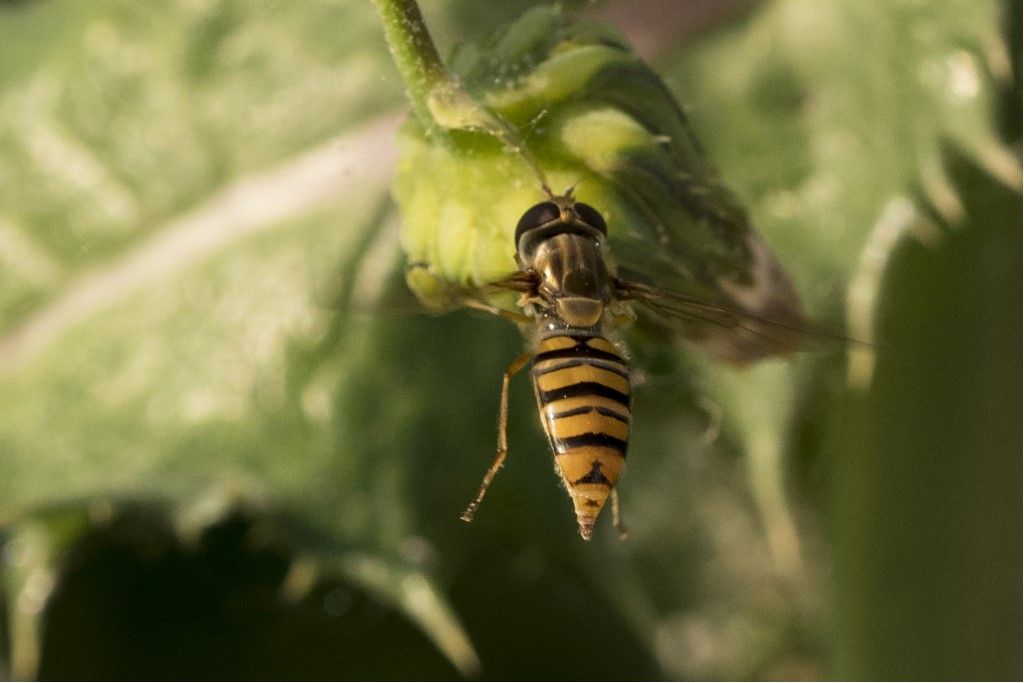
[534,344,623,365]
[550,405,630,423]
[553,432,628,454]
[534,357,630,379]
[538,381,631,408]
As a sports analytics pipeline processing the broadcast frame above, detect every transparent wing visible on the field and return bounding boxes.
[613,277,857,362]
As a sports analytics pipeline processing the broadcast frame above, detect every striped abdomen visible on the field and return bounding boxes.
[532,333,631,539]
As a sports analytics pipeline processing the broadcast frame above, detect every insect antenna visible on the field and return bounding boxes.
[475,108,553,198]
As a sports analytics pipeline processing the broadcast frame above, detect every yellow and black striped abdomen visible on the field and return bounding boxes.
[532,334,631,539]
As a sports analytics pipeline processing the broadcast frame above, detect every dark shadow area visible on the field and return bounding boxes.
[36,509,458,680]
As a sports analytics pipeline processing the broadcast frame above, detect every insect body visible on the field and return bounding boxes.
[460,193,632,540]
[532,332,631,539]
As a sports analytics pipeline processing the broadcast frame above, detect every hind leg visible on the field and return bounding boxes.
[460,352,532,522]
[611,488,629,540]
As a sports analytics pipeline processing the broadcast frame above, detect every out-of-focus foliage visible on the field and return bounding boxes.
[0,0,1018,680]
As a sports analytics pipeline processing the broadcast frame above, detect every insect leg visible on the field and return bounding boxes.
[611,488,629,540]
[460,351,533,523]
[463,299,532,325]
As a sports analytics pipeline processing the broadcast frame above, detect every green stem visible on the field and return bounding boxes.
[370,0,551,189]
[371,0,452,132]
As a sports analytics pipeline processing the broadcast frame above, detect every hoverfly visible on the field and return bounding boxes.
[455,188,841,541]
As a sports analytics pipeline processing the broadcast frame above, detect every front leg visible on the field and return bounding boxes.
[463,299,532,325]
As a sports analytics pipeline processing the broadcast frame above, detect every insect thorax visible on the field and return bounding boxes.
[524,232,612,328]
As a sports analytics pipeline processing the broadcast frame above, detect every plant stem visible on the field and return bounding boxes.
[370,0,551,189]
[370,0,452,133]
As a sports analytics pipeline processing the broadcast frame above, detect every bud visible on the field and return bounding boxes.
[393,6,804,359]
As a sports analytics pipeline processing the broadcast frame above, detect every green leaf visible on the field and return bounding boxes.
[0,0,477,675]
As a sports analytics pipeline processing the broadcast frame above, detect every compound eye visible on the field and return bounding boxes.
[573,202,607,235]
[515,201,560,243]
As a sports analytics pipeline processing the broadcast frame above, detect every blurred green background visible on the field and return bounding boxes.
[0,0,1019,679]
